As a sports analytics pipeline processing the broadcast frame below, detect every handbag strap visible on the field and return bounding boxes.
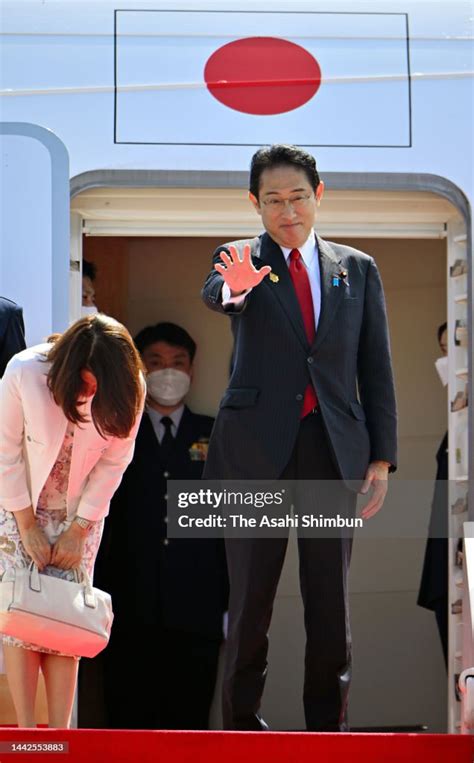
[27,562,97,609]
[28,562,41,592]
[79,566,97,609]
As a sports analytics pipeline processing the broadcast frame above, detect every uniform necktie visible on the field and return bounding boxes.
[160,416,174,463]
[289,249,318,417]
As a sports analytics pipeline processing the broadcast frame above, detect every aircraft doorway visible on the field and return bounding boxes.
[70,183,463,732]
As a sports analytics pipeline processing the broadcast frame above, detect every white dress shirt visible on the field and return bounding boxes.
[222,231,321,329]
[146,403,185,444]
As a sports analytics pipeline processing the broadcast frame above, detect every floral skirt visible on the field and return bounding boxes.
[0,507,103,659]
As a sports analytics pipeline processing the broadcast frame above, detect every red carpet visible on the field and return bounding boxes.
[0,729,472,763]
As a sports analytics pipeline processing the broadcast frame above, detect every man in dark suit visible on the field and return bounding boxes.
[418,322,449,665]
[0,297,26,377]
[93,322,228,729]
[202,145,397,732]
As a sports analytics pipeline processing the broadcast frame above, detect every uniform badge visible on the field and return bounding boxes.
[189,438,209,461]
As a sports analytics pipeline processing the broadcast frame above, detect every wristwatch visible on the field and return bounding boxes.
[73,516,94,531]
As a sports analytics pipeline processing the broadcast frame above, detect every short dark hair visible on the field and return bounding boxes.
[46,314,144,438]
[249,144,320,199]
[134,322,196,362]
[83,260,97,281]
[437,322,447,343]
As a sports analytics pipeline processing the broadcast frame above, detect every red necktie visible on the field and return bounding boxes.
[289,249,318,417]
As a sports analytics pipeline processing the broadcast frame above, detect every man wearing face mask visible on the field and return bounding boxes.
[90,322,229,730]
[417,322,448,666]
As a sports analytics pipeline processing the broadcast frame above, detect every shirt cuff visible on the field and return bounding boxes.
[222,283,252,306]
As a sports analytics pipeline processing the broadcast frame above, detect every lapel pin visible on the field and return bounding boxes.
[269,273,279,283]
[333,269,348,287]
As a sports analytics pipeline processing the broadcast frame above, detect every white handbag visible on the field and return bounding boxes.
[0,563,113,658]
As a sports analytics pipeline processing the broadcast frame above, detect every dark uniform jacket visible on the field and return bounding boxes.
[418,432,449,610]
[95,406,228,640]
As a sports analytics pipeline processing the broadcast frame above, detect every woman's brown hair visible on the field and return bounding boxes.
[46,314,144,438]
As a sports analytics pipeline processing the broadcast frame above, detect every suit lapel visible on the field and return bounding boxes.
[312,236,344,351]
[256,233,308,350]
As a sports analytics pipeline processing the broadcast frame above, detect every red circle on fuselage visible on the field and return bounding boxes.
[204,37,322,115]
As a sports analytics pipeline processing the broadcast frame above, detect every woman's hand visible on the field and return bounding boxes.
[51,522,87,570]
[14,506,51,570]
[20,525,52,570]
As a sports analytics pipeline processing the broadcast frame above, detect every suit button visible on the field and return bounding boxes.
[163,538,169,546]
[164,494,168,501]
[164,516,168,524]
[163,471,170,478]
[307,357,314,364]
[27,436,32,441]
[296,394,303,401]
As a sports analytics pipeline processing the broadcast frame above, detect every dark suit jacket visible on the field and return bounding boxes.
[201,233,397,485]
[0,297,26,377]
[95,406,228,640]
[417,431,448,610]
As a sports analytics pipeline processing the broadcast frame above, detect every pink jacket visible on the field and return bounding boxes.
[0,344,145,522]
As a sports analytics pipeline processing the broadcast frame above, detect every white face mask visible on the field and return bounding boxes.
[435,356,448,387]
[81,305,98,317]
[147,368,191,406]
